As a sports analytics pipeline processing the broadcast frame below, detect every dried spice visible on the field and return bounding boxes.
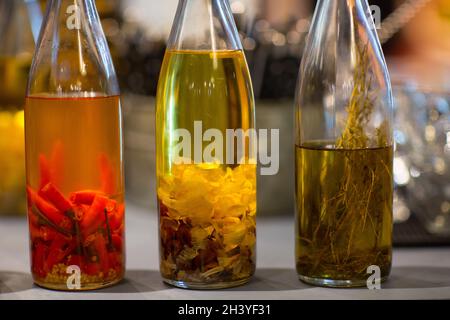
[158,163,256,285]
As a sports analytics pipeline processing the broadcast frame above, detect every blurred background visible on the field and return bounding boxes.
[0,0,449,245]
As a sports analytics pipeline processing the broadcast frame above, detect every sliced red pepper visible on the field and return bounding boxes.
[99,153,115,194]
[83,262,100,276]
[45,234,76,270]
[106,199,117,213]
[111,234,123,251]
[40,183,72,213]
[72,204,87,221]
[28,208,39,227]
[27,186,66,227]
[80,195,108,237]
[83,233,97,248]
[40,226,58,242]
[109,203,125,231]
[107,252,123,270]
[39,154,51,189]
[70,190,102,206]
[32,242,48,278]
[29,224,57,243]
[94,235,110,274]
[66,255,85,269]
[29,223,41,242]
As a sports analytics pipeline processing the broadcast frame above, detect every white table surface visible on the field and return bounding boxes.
[1,204,450,300]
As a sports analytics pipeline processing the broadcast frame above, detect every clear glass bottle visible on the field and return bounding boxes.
[294,0,394,287]
[25,0,125,290]
[0,0,42,216]
[156,0,257,289]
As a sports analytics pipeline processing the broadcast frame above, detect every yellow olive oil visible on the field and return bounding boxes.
[156,50,255,174]
[156,49,256,288]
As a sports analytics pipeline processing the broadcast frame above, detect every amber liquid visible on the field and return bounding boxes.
[295,143,393,286]
[156,50,256,288]
[25,95,125,290]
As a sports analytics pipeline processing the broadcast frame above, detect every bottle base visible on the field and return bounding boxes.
[162,277,251,290]
[33,276,124,291]
[298,274,389,288]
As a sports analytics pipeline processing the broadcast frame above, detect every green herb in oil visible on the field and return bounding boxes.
[295,45,393,285]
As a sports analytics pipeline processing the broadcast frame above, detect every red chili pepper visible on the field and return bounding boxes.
[40,183,72,213]
[45,234,76,270]
[27,186,66,227]
[84,262,100,276]
[99,153,115,194]
[106,199,117,213]
[83,233,96,248]
[109,203,125,231]
[32,243,48,278]
[39,154,51,189]
[80,195,108,237]
[70,190,101,206]
[40,226,58,242]
[72,204,87,221]
[111,234,123,251]
[67,255,85,269]
[94,235,110,274]
[29,223,41,242]
[28,208,39,226]
[29,224,57,243]
[107,252,123,270]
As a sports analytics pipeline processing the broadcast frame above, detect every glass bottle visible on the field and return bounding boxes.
[294,0,394,287]
[25,0,125,290]
[156,0,256,289]
[0,0,42,216]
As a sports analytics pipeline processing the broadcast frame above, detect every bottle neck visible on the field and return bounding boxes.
[168,0,241,51]
[315,0,369,14]
[44,0,98,31]
[29,0,118,96]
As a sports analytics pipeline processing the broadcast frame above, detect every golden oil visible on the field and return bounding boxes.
[295,143,393,285]
[156,49,256,288]
[156,50,255,174]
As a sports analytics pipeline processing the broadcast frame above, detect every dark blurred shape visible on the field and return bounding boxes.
[394,85,450,236]
[0,0,42,216]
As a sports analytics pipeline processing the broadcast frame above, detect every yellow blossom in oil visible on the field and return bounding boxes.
[158,163,257,283]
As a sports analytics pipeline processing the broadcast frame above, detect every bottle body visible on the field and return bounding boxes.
[25,0,125,290]
[156,0,256,289]
[294,0,393,287]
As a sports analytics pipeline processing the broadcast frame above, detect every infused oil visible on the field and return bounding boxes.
[25,0,125,290]
[25,95,125,290]
[157,49,256,289]
[294,0,394,287]
[295,143,393,283]
[156,49,254,169]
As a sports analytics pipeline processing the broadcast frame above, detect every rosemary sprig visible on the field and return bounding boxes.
[297,43,393,280]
